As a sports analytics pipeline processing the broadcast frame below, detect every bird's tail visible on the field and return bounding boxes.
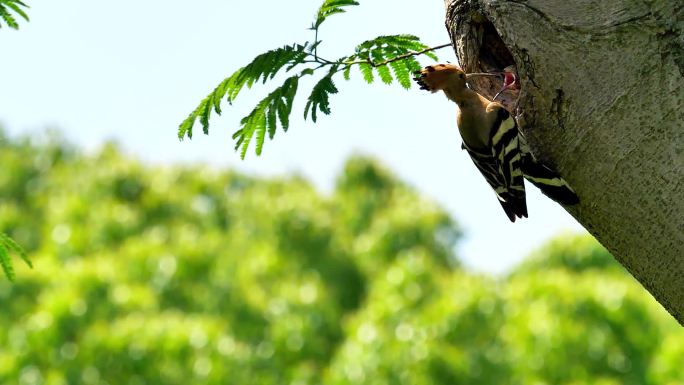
[521,156,579,205]
[497,191,529,222]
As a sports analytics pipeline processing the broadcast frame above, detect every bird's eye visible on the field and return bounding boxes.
[459,73,465,79]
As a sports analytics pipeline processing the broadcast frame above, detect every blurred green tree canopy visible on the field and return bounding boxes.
[0,131,682,385]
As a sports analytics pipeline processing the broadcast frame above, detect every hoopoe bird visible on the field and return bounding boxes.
[414,64,578,222]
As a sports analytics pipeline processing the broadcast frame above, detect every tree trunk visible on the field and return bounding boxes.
[443,0,684,323]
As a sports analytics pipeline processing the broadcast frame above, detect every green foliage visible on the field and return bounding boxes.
[2,135,684,384]
[324,235,684,385]
[304,67,339,122]
[0,0,29,29]
[351,35,434,87]
[511,233,624,275]
[0,134,465,385]
[179,0,444,159]
[0,0,34,280]
[233,75,300,158]
[0,232,32,281]
[178,44,309,140]
[314,0,359,29]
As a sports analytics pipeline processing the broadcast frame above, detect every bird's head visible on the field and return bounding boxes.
[414,64,500,93]
[413,64,466,92]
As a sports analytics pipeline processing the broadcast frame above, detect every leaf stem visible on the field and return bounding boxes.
[314,27,320,60]
[305,42,452,69]
[352,43,452,67]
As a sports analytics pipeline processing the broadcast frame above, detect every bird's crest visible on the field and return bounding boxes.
[413,64,463,92]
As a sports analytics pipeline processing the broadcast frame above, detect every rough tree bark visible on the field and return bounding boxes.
[442,0,683,323]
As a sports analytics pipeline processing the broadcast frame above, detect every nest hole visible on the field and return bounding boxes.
[478,20,516,72]
[465,18,519,110]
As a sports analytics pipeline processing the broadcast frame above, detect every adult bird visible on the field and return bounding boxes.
[414,64,579,222]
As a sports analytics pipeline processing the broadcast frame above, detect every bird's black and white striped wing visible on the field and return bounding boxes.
[488,106,528,221]
[517,133,580,205]
[461,106,527,222]
[462,144,527,222]
[490,107,525,190]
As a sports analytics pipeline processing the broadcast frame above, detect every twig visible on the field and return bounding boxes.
[359,43,452,67]
[306,43,453,68]
[314,28,320,61]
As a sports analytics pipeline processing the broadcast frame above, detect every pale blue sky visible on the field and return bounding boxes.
[0,0,587,273]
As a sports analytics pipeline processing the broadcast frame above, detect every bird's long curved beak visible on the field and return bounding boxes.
[465,73,501,80]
